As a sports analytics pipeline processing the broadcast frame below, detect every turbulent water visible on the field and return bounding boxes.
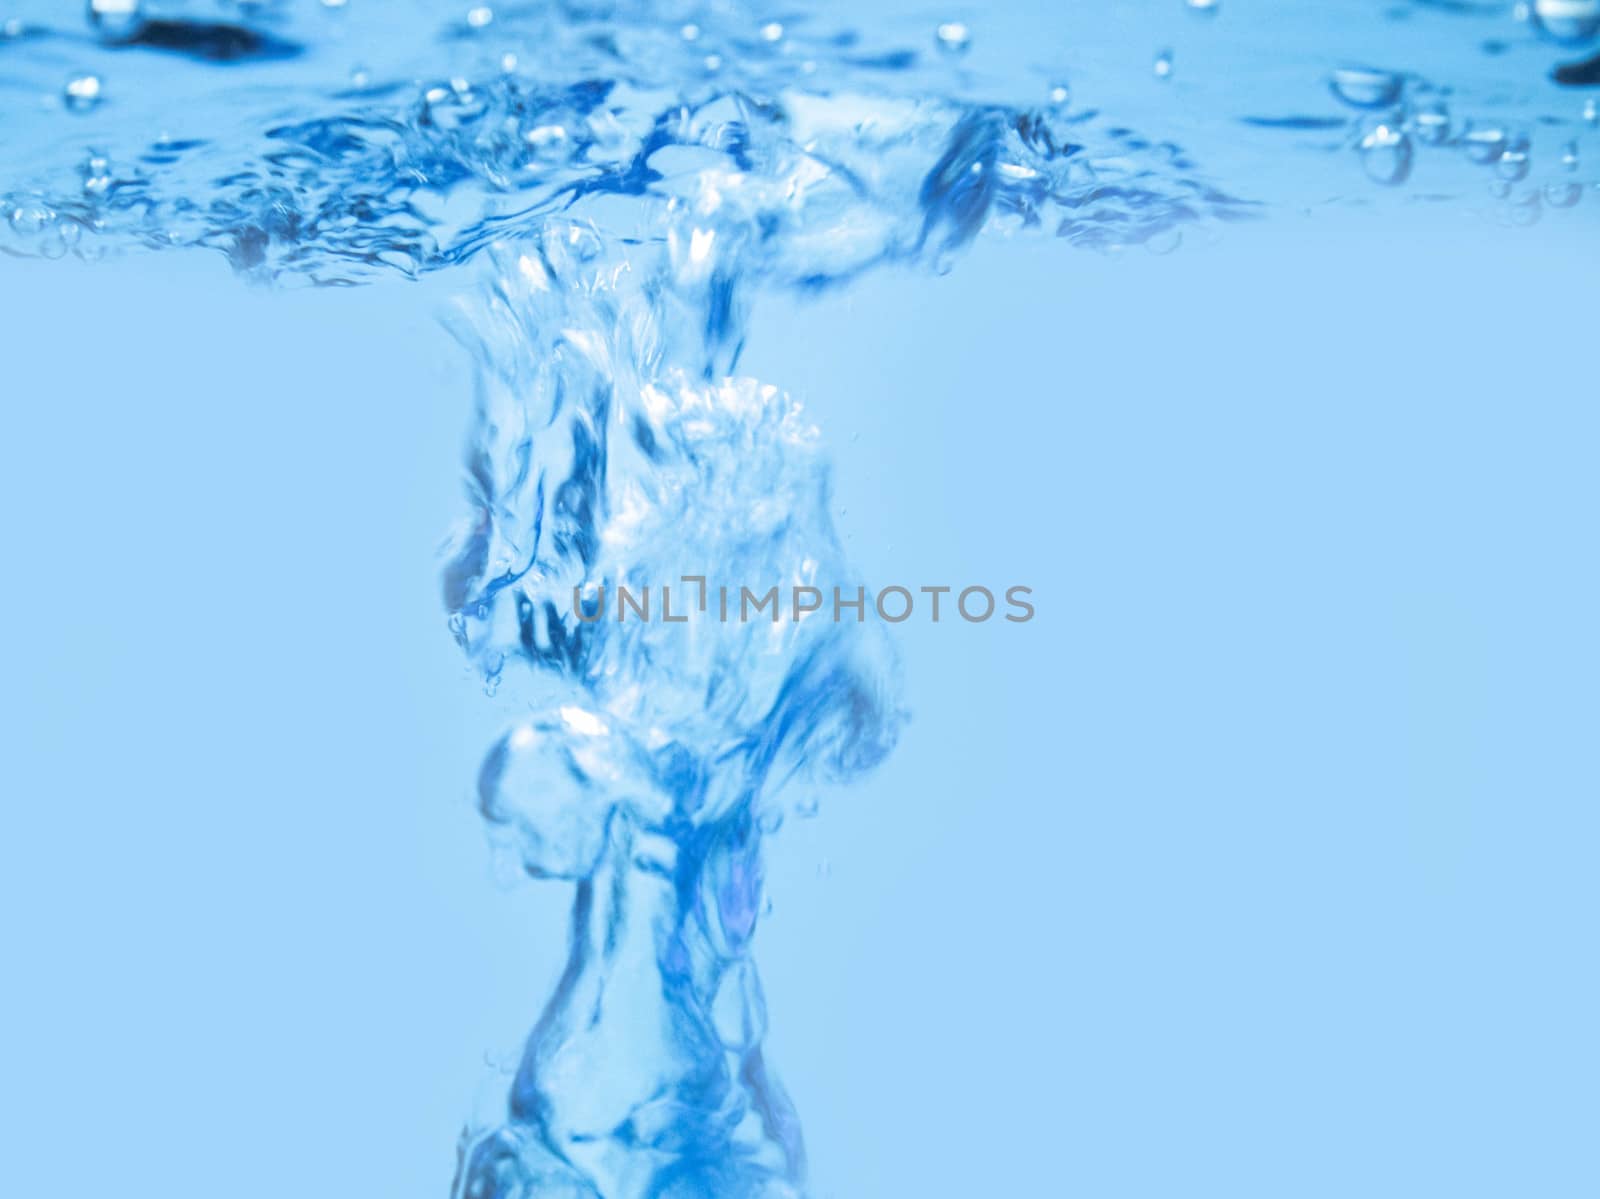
[4,1,1595,1195]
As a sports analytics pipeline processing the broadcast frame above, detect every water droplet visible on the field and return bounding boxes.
[759,22,784,44]
[1153,48,1174,79]
[87,0,141,40]
[1186,0,1221,16]
[935,22,972,55]
[1495,135,1530,180]
[1048,82,1071,109]
[1462,124,1508,163]
[1330,66,1403,109]
[1544,180,1583,207]
[465,5,493,30]
[1360,123,1414,185]
[1409,101,1451,146]
[1531,0,1600,43]
[63,74,103,113]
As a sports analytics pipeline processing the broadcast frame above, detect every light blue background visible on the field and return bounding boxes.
[2,217,1596,1197]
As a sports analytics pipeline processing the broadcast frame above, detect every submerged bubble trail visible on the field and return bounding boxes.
[1,2,1595,1197]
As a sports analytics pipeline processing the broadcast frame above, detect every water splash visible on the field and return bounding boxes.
[1,1,1594,1196]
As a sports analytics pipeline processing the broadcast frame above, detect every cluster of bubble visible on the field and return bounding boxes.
[1325,63,1591,221]
[0,1,1247,280]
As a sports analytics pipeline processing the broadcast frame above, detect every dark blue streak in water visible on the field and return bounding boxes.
[2,2,1594,1196]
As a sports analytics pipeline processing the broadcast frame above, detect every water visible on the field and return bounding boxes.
[2,2,1596,1197]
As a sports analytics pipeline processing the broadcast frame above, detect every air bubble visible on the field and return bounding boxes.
[1186,0,1221,16]
[1531,0,1600,43]
[1360,124,1413,185]
[64,74,103,113]
[1410,101,1451,146]
[1544,180,1583,207]
[1048,82,1071,109]
[466,6,494,30]
[1462,124,1508,163]
[87,0,141,41]
[935,22,971,55]
[759,22,784,44]
[1154,48,1174,79]
[1330,66,1403,109]
[1495,135,1530,180]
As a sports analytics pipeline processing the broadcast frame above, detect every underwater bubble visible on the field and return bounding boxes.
[1488,177,1513,198]
[1585,98,1599,125]
[1144,227,1183,254]
[1462,124,1508,163]
[1531,0,1600,43]
[795,795,820,819]
[1561,139,1580,169]
[1496,135,1531,179]
[1545,180,1584,206]
[760,22,785,44]
[87,0,141,40]
[936,22,972,55]
[466,6,494,30]
[80,152,111,193]
[8,203,55,234]
[1154,48,1175,79]
[321,0,349,8]
[1360,123,1413,184]
[1505,189,1542,225]
[63,74,104,113]
[1410,101,1452,145]
[1186,0,1221,16]
[680,22,701,42]
[1048,82,1071,109]
[1330,66,1403,108]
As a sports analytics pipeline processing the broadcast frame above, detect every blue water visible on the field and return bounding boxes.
[3,2,1597,1197]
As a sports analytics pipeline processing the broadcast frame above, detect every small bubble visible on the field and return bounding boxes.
[1495,135,1530,180]
[1531,0,1600,43]
[465,5,493,29]
[8,203,55,234]
[80,151,111,193]
[1409,101,1451,145]
[1560,139,1580,170]
[500,52,518,73]
[1144,227,1183,255]
[320,0,349,9]
[1153,48,1174,79]
[1360,123,1414,185]
[1462,124,1508,163]
[87,0,141,40]
[1186,0,1221,15]
[1545,180,1583,207]
[1048,82,1071,109]
[702,53,723,73]
[759,21,784,43]
[935,21,972,55]
[795,795,819,819]
[349,63,371,87]
[63,74,103,113]
[1488,177,1513,199]
[1504,190,1542,226]
[1330,66,1403,109]
[680,22,701,42]
[1584,98,1599,125]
